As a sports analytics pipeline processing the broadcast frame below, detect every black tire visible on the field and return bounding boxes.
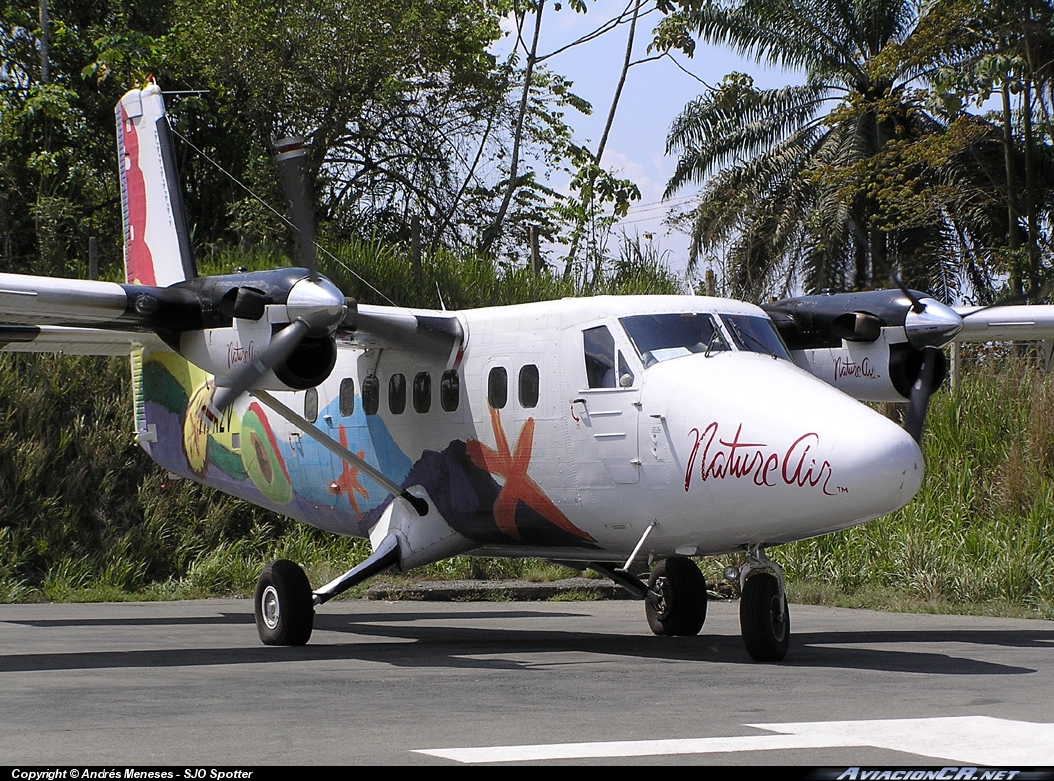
[740,572,790,662]
[255,559,314,646]
[645,557,708,636]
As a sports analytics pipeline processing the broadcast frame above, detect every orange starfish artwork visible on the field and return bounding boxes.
[327,424,369,518]
[466,406,592,542]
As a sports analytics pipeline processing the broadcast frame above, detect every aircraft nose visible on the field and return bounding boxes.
[655,353,924,542]
[828,408,924,520]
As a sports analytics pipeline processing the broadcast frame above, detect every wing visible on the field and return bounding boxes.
[0,324,167,356]
[0,272,465,363]
[0,272,193,356]
[954,305,1054,342]
[339,303,465,364]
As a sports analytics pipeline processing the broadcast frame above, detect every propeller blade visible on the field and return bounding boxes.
[903,346,940,444]
[274,137,317,279]
[845,217,926,314]
[204,319,310,420]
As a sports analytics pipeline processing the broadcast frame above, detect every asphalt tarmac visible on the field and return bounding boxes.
[1,597,1052,765]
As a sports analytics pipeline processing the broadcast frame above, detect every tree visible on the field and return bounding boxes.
[481,0,701,279]
[923,0,1054,301]
[657,0,1046,301]
[2,1,170,276]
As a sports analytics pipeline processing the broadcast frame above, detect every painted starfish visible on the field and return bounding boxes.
[466,406,592,542]
[327,424,369,518]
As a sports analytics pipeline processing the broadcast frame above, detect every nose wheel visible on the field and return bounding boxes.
[728,547,790,661]
[254,559,314,646]
[645,556,708,636]
[740,571,790,661]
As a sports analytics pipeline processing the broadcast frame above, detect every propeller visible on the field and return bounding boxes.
[204,318,311,423]
[903,346,941,444]
[273,137,318,278]
[201,136,345,422]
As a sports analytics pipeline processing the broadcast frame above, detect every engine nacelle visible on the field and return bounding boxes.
[180,319,336,392]
[789,329,946,402]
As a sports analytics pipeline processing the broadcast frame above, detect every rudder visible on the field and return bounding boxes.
[116,80,196,286]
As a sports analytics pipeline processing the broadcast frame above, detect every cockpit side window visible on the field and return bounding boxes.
[583,326,616,388]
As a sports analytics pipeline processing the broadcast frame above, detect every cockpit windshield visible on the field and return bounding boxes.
[620,312,790,367]
[620,313,730,368]
[720,315,791,361]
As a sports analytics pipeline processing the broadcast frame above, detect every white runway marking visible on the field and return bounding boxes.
[415,716,1054,764]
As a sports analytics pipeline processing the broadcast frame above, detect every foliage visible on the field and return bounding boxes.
[0,0,601,273]
[0,2,159,277]
[658,0,1054,304]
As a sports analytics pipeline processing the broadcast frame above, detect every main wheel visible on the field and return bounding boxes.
[740,572,790,661]
[255,559,314,646]
[645,557,708,636]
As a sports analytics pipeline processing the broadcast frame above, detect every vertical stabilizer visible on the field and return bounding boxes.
[116,81,196,286]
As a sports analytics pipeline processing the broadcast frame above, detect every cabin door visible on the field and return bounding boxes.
[562,323,641,485]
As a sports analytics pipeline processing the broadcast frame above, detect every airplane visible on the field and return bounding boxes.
[3,82,1054,662]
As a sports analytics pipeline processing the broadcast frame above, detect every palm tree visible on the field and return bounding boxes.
[661,0,993,300]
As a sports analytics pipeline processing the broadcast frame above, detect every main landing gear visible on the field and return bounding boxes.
[639,547,790,661]
[644,556,708,636]
[253,533,402,646]
[254,559,314,646]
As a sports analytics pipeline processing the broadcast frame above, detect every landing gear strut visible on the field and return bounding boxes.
[254,559,314,646]
[727,547,790,662]
[645,556,708,636]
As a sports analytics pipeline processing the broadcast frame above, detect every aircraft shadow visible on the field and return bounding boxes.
[2,609,578,629]
[4,614,255,628]
[0,608,1046,676]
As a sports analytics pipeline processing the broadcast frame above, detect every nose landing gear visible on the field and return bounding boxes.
[725,547,790,662]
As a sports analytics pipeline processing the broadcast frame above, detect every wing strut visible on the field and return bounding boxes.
[249,389,428,516]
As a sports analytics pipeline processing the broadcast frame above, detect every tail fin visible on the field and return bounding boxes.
[116,81,197,286]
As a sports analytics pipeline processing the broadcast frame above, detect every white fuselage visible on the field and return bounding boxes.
[200,295,923,566]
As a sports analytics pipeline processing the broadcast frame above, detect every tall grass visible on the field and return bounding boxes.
[201,235,684,310]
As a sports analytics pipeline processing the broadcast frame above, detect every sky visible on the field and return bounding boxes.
[492,1,801,280]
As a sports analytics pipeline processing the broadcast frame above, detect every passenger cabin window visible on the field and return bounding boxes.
[488,366,508,409]
[339,378,355,417]
[413,372,431,414]
[389,373,406,414]
[441,370,460,412]
[362,375,379,416]
[304,387,318,423]
[519,364,539,408]
[620,313,730,368]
